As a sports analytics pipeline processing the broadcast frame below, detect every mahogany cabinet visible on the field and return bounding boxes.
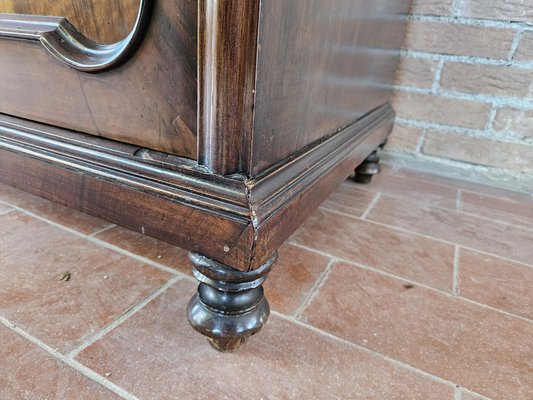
[0,0,409,351]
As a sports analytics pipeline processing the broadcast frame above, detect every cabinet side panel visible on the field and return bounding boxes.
[251,0,409,174]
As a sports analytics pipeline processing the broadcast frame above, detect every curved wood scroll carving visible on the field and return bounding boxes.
[0,0,151,72]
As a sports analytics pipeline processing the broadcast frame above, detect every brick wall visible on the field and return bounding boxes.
[387,0,533,193]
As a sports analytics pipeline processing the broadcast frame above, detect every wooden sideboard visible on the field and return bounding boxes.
[0,0,409,351]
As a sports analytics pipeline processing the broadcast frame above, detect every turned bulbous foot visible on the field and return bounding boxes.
[354,142,385,184]
[353,170,376,184]
[187,252,277,352]
[208,337,247,352]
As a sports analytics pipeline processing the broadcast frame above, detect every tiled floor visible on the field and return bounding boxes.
[1,164,532,400]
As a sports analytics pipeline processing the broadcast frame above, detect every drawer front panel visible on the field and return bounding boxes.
[0,0,197,159]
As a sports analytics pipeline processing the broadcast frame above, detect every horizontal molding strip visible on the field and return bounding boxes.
[0,0,152,72]
[0,103,393,225]
[0,104,393,268]
[0,114,250,219]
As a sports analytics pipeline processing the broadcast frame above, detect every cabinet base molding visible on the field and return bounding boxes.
[0,103,393,272]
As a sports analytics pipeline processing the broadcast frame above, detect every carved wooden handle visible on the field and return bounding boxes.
[0,0,151,72]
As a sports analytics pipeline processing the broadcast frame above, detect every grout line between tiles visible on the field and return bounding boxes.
[456,189,462,211]
[293,258,337,319]
[319,204,533,270]
[416,127,427,153]
[272,311,472,393]
[450,0,461,16]
[509,27,525,61]
[0,200,195,280]
[339,184,533,234]
[288,241,453,295]
[0,315,139,400]
[361,192,381,219]
[454,183,532,205]
[457,296,533,324]
[454,385,462,400]
[453,246,460,296]
[431,59,445,94]
[85,237,194,280]
[484,105,498,131]
[89,224,117,237]
[0,208,15,216]
[68,275,183,358]
[456,209,533,233]
[287,241,336,258]
[287,241,533,325]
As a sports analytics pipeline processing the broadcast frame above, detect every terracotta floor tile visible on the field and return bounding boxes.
[95,225,191,275]
[290,208,455,291]
[76,280,454,400]
[0,211,172,353]
[347,172,459,209]
[264,243,331,315]
[460,190,533,231]
[462,391,490,400]
[300,263,533,400]
[0,183,111,235]
[0,325,120,399]
[368,196,533,267]
[459,249,533,320]
[322,184,377,216]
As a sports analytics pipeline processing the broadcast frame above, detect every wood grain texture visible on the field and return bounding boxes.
[0,0,138,43]
[0,1,152,72]
[250,0,409,174]
[198,0,260,175]
[0,0,197,158]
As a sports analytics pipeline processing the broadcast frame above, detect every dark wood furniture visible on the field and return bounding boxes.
[0,0,409,351]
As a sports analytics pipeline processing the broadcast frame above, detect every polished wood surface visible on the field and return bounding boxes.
[0,1,152,72]
[0,0,197,158]
[250,0,409,174]
[0,0,138,43]
[198,0,260,175]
